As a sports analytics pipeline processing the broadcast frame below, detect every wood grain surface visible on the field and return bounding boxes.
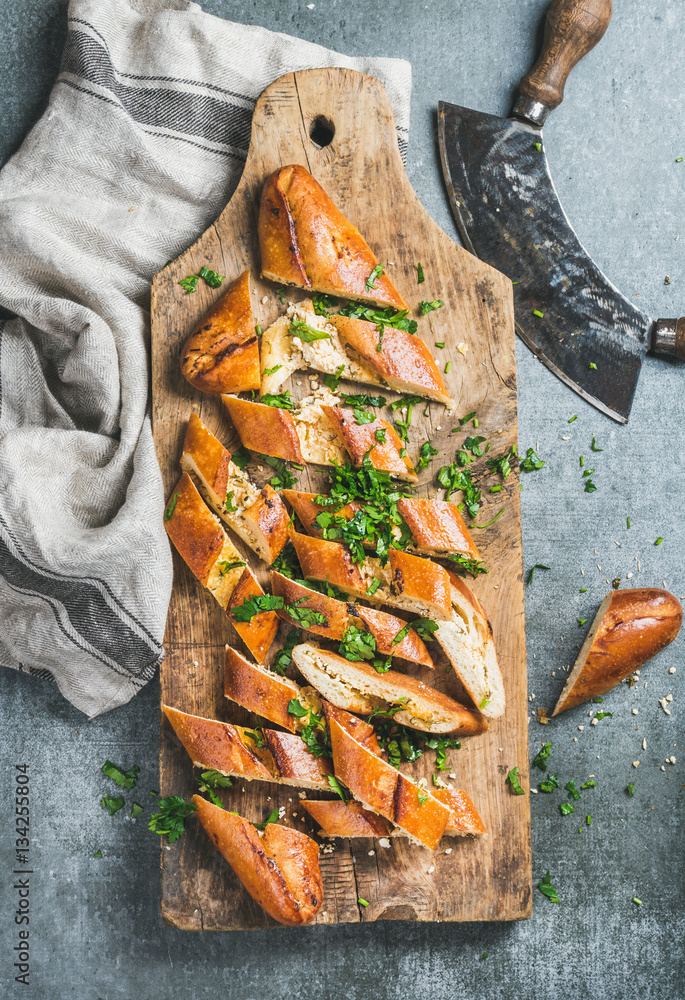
[151,67,531,930]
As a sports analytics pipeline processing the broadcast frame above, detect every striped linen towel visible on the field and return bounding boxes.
[0,0,411,717]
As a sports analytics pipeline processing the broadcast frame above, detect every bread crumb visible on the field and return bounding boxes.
[591,718,598,726]
[445,848,452,854]
[578,725,584,731]
[368,850,375,856]
[379,838,391,849]
[498,747,504,752]
[666,693,673,702]
[633,761,640,768]
[632,708,639,716]
[266,796,271,801]
[278,806,286,819]
[642,738,647,750]
[531,788,538,794]
[669,756,677,764]
[562,435,570,441]
[627,572,633,579]
[427,866,435,874]
[261,296,268,304]
[669,667,677,674]
[573,737,578,742]
[298,791,306,799]
[449,773,456,780]
[661,766,666,771]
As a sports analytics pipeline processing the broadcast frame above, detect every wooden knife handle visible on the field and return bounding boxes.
[515,0,612,126]
[652,318,685,361]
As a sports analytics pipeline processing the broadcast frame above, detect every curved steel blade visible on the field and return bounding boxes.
[438,102,653,423]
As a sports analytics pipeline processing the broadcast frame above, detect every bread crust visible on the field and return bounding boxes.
[222,395,305,464]
[281,489,359,537]
[396,498,480,559]
[552,588,683,715]
[227,569,280,664]
[163,705,332,788]
[258,165,407,310]
[270,572,434,668]
[328,718,449,850]
[330,314,452,406]
[387,549,453,619]
[289,529,367,595]
[224,646,301,732]
[180,270,260,394]
[192,796,323,926]
[301,788,486,839]
[322,405,417,481]
[164,473,225,585]
[321,701,382,756]
[291,643,488,736]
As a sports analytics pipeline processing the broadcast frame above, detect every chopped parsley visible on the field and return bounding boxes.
[148,796,197,842]
[627,516,631,529]
[534,142,542,153]
[594,711,613,720]
[312,293,338,315]
[358,897,370,907]
[437,462,481,517]
[527,564,550,585]
[518,446,545,472]
[424,735,461,770]
[591,436,603,452]
[323,364,345,391]
[262,364,283,377]
[655,537,664,546]
[586,814,592,826]
[539,773,560,793]
[259,390,294,410]
[336,302,417,335]
[559,802,575,816]
[341,393,387,408]
[376,326,385,353]
[276,287,286,304]
[390,394,424,443]
[102,760,140,789]
[198,265,224,288]
[131,802,144,819]
[537,870,559,903]
[417,440,438,470]
[375,428,387,443]
[288,318,331,343]
[581,780,596,790]
[271,541,299,579]
[565,780,581,801]
[416,262,425,284]
[224,490,238,513]
[568,414,578,423]
[458,411,477,426]
[258,454,301,491]
[254,807,280,830]
[218,560,245,575]
[93,850,103,858]
[392,617,439,646]
[164,492,180,521]
[230,593,285,622]
[353,407,377,425]
[577,618,588,626]
[231,446,251,470]
[417,789,429,805]
[532,309,544,318]
[339,626,377,661]
[589,362,597,370]
[434,341,445,348]
[584,478,598,493]
[289,700,332,759]
[179,274,199,294]
[327,775,348,802]
[446,553,488,578]
[419,299,444,315]
[532,742,552,772]
[506,766,525,795]
[272,630,301,675]
[627,783,635,797]
[101,795,125,816]
[365,264,385,291]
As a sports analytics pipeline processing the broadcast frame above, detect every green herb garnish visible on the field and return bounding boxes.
[262,364,283,377]
[102,760,140,789]
[164,492,180,521]
[101,795,125,816]
[506,766,525,795]
[179,275,199,294]
[416,263,425,284]
[537,871,559,903]
[532,742,552,772]
[289,318,331,343]
[198,265,224,288]
[259,390,294,410]
[419,299,444,315]
[365,264,385,291]
[417,440,438,470]
[528,564,550,585]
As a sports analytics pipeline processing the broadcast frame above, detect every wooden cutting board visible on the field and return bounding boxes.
[151,67,531,929]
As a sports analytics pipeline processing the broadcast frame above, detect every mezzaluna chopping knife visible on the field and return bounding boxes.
[438,0,685,423]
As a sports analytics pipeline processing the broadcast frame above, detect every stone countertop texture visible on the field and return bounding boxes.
[0,1,683,998]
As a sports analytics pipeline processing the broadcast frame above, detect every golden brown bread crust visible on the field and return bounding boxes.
[270,572,434,668]
[321,701,382,755]
[182,411,232,500]
[163,705,332,787]
[227,569,279,664]
[301,789,486,838]
[164,473,224,585]
[222,395,305,464]
[301,799,392,838]
[291,643,488,736]
[328,718,449,850]
[432,788,487,836]
[387,549,453,619]
[322,405,417,481]
[192,796,323,926]
[224,646,300,732]
[242,486,291,564]
[330,314,452,406]
[397,498,480,559]
[258,165,407,310]
[180,271,260,394]
[163,704,273,781]
[552,588,683,715]
[281,489,360,537]
[289,529,367,595]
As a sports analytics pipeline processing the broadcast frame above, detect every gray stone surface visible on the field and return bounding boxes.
[0,1,683,997]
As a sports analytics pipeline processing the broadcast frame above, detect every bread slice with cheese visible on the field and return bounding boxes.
[291,643,488,736]
[302,787,486,839]
[192,796,323,926]
[181,412,289,564]
[288,529,453,620]
[258,164,407,310]
[329,313,453,407]
[223,390,416,481]
[163,473,277,662]
[259,303,385,398]
[282,490,480,563]
[270,571,434,668]
[163,704,332,789]
[224,645,322,733]
[328,716,449,850]
[180,270,260,394]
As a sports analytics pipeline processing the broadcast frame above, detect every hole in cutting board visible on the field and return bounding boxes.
[309,115,335,149]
